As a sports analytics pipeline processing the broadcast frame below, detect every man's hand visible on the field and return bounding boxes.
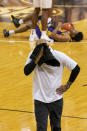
[56,83,71,95]
[35,47,44,64]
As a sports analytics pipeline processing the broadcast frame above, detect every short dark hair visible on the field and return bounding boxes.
[72,32,83,42]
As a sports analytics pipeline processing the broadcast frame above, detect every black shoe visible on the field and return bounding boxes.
[3,29,9,37]
[11,15,20,28]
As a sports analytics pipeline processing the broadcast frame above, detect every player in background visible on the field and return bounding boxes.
[3,15,83,42]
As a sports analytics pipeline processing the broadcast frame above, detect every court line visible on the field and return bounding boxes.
[54,42,87,44]
[0,40,87,44]
[0,108,33,114]
[0,108,87,119]
[62,115,87,120]
[0,40,29,43]
[55,5,87,8]
[21,0,33,5]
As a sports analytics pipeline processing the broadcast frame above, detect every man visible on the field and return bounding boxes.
[29,0,55,42]
[48,22,83,42]
[3,15,83,42]
[24,39,80,131]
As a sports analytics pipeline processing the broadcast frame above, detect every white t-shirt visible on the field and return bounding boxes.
[25,48,77,103]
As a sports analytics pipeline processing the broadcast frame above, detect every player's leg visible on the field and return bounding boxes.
[48,98,63,131]
[34,100,49,131]
[11,13,33,28]
[47,0,56,29]
[3,25,30,37]
[29,0,40,41]
[15,25,30,33]
[48,0,56,17]
[32,8,40,29]
[52,0,56,6]
[21,13,33,23]
[29,8,40,41]
[40,0,54,42]
[41,9,49,31]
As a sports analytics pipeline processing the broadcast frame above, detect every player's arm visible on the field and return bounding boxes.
[24,47,44,75]
[49,22,62,37]
[50,33,70,42]
[49,22,70,42]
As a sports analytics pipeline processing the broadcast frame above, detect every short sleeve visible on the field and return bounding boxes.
[60,53,77,70]
[53,50,77,70]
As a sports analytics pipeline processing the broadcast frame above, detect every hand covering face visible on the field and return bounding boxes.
[30,43,60,66]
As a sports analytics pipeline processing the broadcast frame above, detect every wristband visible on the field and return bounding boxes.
[65,83,70,89]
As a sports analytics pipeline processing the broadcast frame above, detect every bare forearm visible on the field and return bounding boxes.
[50,34,70,42]
[50,22,62,36]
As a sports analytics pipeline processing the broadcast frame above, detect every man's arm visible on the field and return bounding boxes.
[24,47,44,75]
[24,61,36,76]
[56,64,80,94]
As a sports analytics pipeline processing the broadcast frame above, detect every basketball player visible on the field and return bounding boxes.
[3,15,83,42]
[24,39,80,131]
[29,0,55,42]
[48,22,83,42]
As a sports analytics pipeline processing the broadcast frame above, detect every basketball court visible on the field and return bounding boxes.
[0,0,87,131]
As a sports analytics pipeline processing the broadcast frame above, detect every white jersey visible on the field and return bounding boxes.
[25,48,77,103]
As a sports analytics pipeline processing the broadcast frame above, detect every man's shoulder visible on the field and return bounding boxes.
[51,49,65,56]
[51,49,68,62]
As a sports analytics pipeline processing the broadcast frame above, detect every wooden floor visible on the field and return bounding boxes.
[0,1,87,131]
